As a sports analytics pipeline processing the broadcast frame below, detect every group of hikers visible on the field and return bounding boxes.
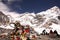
[42,29,60,38]
[10,21,60,40]
[0,21,60,40]
[10,21,37,40]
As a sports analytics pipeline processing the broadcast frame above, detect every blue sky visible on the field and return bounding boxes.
[1,0,60,13]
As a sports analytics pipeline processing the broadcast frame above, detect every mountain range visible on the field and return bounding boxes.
[0,6,60,34]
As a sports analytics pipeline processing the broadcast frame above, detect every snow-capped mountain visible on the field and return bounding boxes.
[0,6,60,34]
[15,6,60,28]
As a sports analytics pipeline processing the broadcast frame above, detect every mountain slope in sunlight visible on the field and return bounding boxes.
[0,6,60,34]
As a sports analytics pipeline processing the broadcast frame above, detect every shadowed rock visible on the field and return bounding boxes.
[0,11,9,25]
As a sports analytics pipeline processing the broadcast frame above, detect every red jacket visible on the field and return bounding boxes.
[24,28,30,33]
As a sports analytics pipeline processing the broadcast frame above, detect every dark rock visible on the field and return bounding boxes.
[58,16,60,20]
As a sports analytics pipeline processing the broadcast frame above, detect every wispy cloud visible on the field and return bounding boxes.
[0,0,22,13]
[8,0,22,1]
[0,2,10,12]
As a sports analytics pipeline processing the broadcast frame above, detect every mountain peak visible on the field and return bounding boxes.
[51,6,59,9]
[50,6,60,11]
[43,6,60,15]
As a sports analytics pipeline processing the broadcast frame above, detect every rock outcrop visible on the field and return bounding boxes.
[0,11,9,25]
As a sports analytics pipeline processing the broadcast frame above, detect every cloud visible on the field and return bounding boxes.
[0,2,10,12]
[0,0,22,2]
[1,0,23,4]
[7,0,23,4]
[8,0,22,1]
[0,0,23,13]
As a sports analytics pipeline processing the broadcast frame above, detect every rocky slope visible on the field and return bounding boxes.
[0,11,9,25]
[0,6,60,34]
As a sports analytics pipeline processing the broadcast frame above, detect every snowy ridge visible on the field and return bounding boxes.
[0,6,60,34]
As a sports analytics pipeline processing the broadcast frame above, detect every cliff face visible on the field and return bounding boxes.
[0,11,9,25]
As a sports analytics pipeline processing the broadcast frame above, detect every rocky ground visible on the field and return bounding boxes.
[0,28,13,40]
[0,35,60,40]
[0,28,60,40]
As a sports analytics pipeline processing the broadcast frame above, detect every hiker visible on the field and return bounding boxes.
[54,30,58,34]
[49,30,53,34]
[54,30,60,37]
[20,26,24,32]
[10,32,15,40]
[14,21,23,35]
[49,30,56,38]
[10,34,14,40]
[58,16,60,20]
[17,26,24,35]
[20,32,27,40]
[24,25,30,37]
[42,29,46,35]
